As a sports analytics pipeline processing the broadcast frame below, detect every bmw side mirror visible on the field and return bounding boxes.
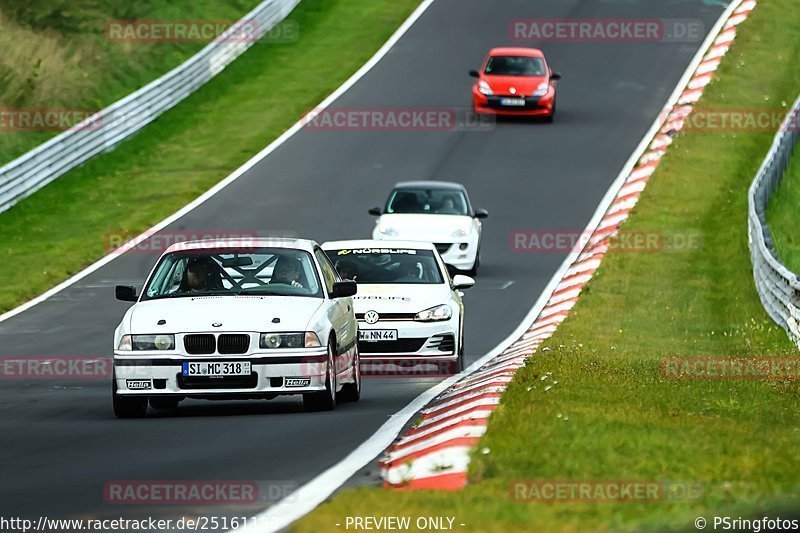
[474,208,489,219]
[332,280,357,298]
[469,69,480,78]
[368,206,382,216]
[550,72,562,81]
[452,275,475,290]
[115,285,138,302]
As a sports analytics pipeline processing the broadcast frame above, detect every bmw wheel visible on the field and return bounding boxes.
[338,346,361,403]
[303,339,337,411]
[112,374,148,418]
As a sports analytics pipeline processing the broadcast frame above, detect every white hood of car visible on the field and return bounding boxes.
[353,283,451,314]
[377,213,473,242]
[128,296,323,333]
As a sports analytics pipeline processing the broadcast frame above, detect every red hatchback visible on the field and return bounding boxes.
[470,47,561,120]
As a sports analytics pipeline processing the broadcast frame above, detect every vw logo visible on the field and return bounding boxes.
[364,310,380,324]
[212,322,222,328]
[509,87,517,94]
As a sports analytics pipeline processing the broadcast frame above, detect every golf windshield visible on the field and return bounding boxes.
[142,248,323,299]
[327,248,445,285]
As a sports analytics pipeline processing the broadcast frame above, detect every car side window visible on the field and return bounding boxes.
[314,249,338,295]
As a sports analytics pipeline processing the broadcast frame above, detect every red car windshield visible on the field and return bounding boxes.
[485,56,545,76]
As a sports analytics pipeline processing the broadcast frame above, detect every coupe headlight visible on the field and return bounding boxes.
[259,332,321,349]
[478,80,493,96]
[533,82,550,97]
[118,334,175,351]
[415,304,452,322]
[379,226,399,237]
[451,229,467,238]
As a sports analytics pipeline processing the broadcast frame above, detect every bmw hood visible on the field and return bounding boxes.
[353,283,452,315]
[128,296,324,333]
[377,214,473,242]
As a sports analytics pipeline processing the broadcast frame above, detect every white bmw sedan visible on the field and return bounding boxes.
[321,240,474,373]
[112,238,359,418]
[368,181,488,276]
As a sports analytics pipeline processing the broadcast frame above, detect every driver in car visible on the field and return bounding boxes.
[180,257,223,293]
[394,261,421,282]
[336,261,358,281]
[270,256,305,288]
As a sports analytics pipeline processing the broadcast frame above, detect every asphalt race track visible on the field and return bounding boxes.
[0,0,726,523]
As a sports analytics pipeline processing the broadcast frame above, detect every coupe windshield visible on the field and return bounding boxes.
[142,248,323,300]
[385,188,468,215]
[485,56,545,76]
[327,248,444,285]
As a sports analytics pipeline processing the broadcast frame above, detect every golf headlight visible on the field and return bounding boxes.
[533,82,549,97]
[478,80,493,95]
[380,226,399,237]
[415,304,452,322]
[451,229,467,238]
[259,332,321,349]
[118,334,175,351]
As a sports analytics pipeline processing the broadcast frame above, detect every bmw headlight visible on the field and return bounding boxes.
[118,334,175,351]
[533,82,549,97]
[478,80,493,96]
[415,304,452,322]
[259,332,321,349]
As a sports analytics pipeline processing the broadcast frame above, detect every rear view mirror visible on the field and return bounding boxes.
[469,69,480,78]
[115,285,137,302]
[550,72,562,81]
[368,206,382,216]
[221,256,254,268]
[332,280,357,298]
[474,208,489,219]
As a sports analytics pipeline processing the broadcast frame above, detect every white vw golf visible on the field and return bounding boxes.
[112,238,359,418]
[321,240,474,373]
[369,181,488,275]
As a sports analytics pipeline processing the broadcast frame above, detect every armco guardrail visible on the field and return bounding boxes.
[0,0,300,214]
[748,94,800,348]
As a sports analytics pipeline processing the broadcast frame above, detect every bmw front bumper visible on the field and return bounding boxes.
[113,350,330,398]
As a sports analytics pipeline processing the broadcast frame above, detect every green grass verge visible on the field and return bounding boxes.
[0,0,421,314]
[0,0,262,163]
[293,1,800,531]
[767,150,800,272]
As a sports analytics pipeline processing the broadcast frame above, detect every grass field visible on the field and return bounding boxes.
[0,0,263,164]
[294,1,800,531]
[0,0,422,314]
[767,150,800,272]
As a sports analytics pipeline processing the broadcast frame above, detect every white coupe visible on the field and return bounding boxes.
[322,240,474,373]
[112,238,359,417]
[369,181,488,275]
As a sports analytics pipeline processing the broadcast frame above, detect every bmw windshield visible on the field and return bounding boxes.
[142,248,323,300]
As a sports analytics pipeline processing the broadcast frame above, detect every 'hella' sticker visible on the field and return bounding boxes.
[285,378,312,388]
[126,380,151,390]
